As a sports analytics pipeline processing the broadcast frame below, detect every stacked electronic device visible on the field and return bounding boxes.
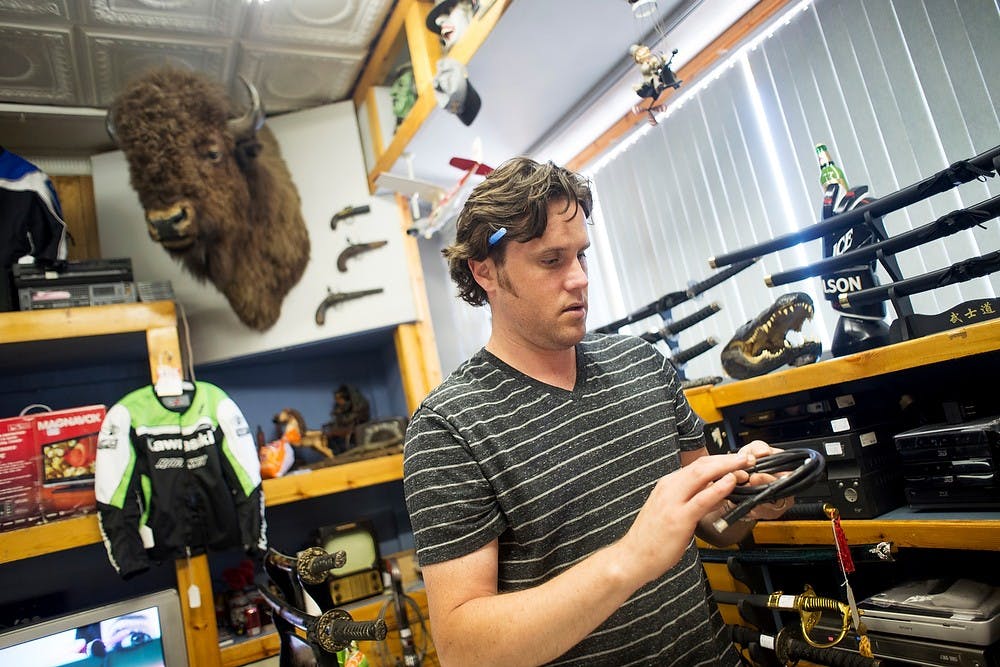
[817,578,1000,667]
[734,390,905,518]
[12,258,136,310]
[893,415,1000,511]
[10,258,174,311]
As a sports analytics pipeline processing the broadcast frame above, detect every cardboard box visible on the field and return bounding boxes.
[32,405,105,521]
[0,404,107,531]
[0,416,42,531]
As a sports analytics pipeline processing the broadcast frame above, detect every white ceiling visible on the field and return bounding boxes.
[0,0,758,185]
[403,0,758,185]
[0,0,394,158]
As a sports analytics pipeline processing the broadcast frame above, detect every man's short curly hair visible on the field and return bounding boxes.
[443,157,593,306]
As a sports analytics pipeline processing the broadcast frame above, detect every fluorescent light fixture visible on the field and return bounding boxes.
[629,0,658,19]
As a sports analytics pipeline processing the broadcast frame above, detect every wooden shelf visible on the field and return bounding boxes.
[0,454,405,564]
[752,516,1000,551]
[685,318,1000,422]
[0,301,182,386]
[681,318,1000,555]
[0,302,411,667]
[220,631,282,667]
[260,453,404,507]
[356,0,512,193]
[0,301,178,343]
[0,513,102,564]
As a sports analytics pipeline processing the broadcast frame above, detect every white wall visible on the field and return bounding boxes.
[93,101,417,365]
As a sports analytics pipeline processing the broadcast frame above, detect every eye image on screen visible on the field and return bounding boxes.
[99,606,164,664]
[0,606,167,666]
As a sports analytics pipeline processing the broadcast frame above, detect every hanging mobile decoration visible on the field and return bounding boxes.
[629,44,683,102]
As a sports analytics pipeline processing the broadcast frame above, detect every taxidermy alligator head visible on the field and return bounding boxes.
[721,292,822,380]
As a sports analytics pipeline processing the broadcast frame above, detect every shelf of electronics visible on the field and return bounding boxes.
[680,317,1000,550]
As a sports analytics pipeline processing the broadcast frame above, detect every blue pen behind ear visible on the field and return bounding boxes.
[488,227,507,247]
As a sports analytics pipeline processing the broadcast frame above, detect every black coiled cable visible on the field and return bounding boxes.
[713,448,826,533]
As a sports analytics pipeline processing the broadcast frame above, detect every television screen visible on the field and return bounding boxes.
[317,521,379,577]
[0,589,188,667]
[41,435,98,485]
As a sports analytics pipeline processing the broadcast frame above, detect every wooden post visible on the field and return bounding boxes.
[393,194,443,414]
[175,553,222,667]
[146,305,222,665]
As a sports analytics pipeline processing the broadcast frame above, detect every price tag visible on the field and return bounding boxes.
[188,583,201,609]
[155,365,183,397]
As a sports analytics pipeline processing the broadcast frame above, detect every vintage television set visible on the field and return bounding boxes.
[314,519,384,605]
[0,588,188,666]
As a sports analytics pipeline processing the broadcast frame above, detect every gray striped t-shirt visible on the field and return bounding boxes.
[403,333,740,666]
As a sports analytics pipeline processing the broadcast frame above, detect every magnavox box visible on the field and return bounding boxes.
[0,416,42,531]
[32,405,105,521]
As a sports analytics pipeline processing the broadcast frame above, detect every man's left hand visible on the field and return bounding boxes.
[734,440,795,521]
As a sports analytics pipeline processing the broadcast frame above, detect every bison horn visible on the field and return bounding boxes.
[228,75,265,137]
[105,108,119,146]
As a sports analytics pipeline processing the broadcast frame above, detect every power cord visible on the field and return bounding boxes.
[175,301,195,382]
[375,592,432,667]
[713,448,826,533]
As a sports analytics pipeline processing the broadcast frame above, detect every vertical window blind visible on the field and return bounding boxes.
[586,0,999,380]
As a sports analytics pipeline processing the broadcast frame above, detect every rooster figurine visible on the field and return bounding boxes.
[259,408,306,478]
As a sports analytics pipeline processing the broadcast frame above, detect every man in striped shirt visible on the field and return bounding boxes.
[403,157,791,666]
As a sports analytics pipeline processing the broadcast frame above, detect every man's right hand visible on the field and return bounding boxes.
[614,451,750,586]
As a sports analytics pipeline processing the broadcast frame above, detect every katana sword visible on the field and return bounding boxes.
[766,194,1000,287]
[264,546,348,614]
[728,624,882,666]
[669,337,717,365]
[709,144,1000,269]
[258,584,387,655]
[639,302,721,344]
[839,250,1000,309]
[593,258,755,333]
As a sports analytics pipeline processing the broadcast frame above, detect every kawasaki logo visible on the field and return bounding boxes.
[148,429,216,452]
[36,413,103,430]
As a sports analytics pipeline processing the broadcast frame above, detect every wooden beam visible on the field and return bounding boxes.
[684,385,722,423]
[405,1,442,92]
[753,518,1000,551]
[51,175,100,260]
[366,0,512,192]
[393,193,443,413]
[365,87,386,158]
[567,0,793,172]
[353,0,417,108]
[146,324,182,387]
[0,514,101,564]
[0,301,177,343]
[176,554,222,667]
[707,318,1000,410]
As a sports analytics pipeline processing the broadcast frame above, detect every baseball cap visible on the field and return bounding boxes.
[433,58,481,126]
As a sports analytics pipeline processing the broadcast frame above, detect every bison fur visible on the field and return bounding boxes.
[108,68,310,331]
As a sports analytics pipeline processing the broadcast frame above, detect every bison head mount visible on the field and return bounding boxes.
[107,67,310,331]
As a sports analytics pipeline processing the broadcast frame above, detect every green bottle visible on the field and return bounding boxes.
[815,143,849,193]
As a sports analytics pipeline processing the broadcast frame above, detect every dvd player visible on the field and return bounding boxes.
[816,620,1000,667]
[860,579,1000,647]
[13,258,136,310]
